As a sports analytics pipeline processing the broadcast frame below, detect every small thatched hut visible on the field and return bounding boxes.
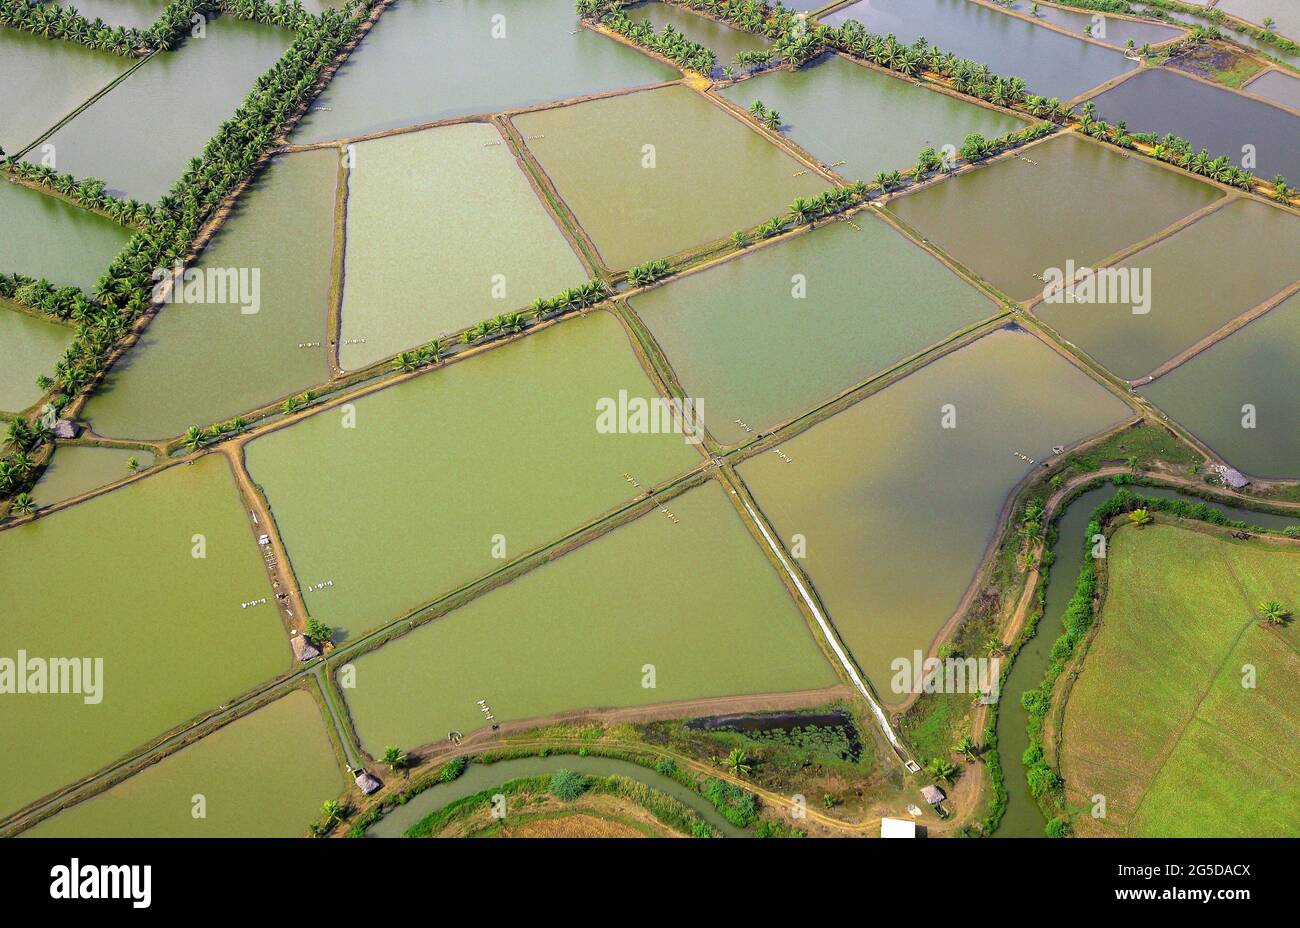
[291,635,320,662]
[354,770,381,795]
[1212,464,1249,490]
[920,785,945,806]
[52,419,81,439]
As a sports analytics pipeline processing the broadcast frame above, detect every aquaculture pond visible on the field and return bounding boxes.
[339,123,587,371]
[342,481,837,752]
[514,84,826,269]
[628,216,998,445]
[819,0,1136,100]
[997,0,1183,50]
[1245,68,1300,109]
[738,326,1131,703]
[31,445,155,508]
[1033,197,1300,380]
[38,0,168,29]
[0,27,131,155]
[24,691,344,838]
[367,755,748,838]
[1083,67,1300,181]
[888,134,1222,301]
[718,53,1026,181]
[1140,292,1299,479]
[626,0,769,70]
[1215,0,1300,41]
[0,454,291,820]
[41,16,292,200]
[0,180,133,290]
[0,306,74,412]
[246,311,703,638]
[294,0,678,144]
[83,151,339,440]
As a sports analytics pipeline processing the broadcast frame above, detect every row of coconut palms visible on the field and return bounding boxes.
[586,6,717,76]
[0,0,150,55]
[5,161,156,227]
[0,273,90,319]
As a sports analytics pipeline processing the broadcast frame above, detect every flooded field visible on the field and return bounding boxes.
[888,134,1222,300]
[1140,293,1299,478]
[738,326,1131,702]
[343,481,837,750]
[0,306,74,412]
[295,0,677,144]
[246,312,702,638]
[0,180,133,290]
[1083,67,1300,180]
[41,17,292,200]
[39,0,168,29]
[84,152,339,440]
[1215,0,1300,41]
[0,455,290,819]
[339,123,587,371]
[0,28,130,154]
[719,53,1026,180]
[999,0,1183,50]
[627,1,769,69]
[515,85,825,269]
[628,216,998,445]
[31,446,155,508]
[820,0,1136,100]
[1034,197,1300,379]
[1245,69,1300,109]
[25,691,343,837]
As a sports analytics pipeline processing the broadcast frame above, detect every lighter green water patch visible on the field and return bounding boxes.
[0,180,133,290]
[739,326,1131,702]
[0,454,291,819]
[344,481,837,751]
[628,1,769,68]
[628,216,998,445]
[25,690,344,837]
[720,53,1026,181]
[514,84,827,269]
[1140,293,1299,479]
[246,312,702,639]
[1035,197,1300,379]
[31,446,155,507]
[84,151,338,440]
[339,123,587,371]
[0,305,74,412]
[888,134,1222,301]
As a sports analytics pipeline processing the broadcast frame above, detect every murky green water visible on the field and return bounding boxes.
[889,134,1222,301]
[720,53,1025,181]
[1034,197,1300,379]
[0,179,133,290]
[628,216,998,445]
[0,306,74,412]
[295,0,678,144]
[0,454,291,819]
[339,123,587,371]
[1215,0,1300,41]
[1140,292,1298,479]
[42,16,292,200]
[739,326,1131,703]
[1132,3,1300,66]
[343,481,836,752]
[84,151,337,440]
[38,0,168,29]
[0,28,130,155]
[25,691,343,837]
[1084,67,1300,181]
[368,753,748,837]
[997,0,1182,50]
[1246,68,1300,109]
[31,445,155,507]
[515,84,826,269]
[246,312,703,638]
[820,0,1135,100]
[628,1,769,69]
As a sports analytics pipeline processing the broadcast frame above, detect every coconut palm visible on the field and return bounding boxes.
[1259,600,1291,626]
[723,748,752,778]
[11,493,35,515]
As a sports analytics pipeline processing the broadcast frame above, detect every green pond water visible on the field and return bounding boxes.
[343,481,837,752]
[720,53,1026,181]
[84,151,338,440]
[0,306,74,412]
[294,0,678,144]
[0,27,130,155]
[738,326,1131,703]
[42,16,292,200]
[1246,69,1300,110]
[515,84,826,269]
[1140,293,1299,479]
[628,216,998,445]
[1132,3,1300,66]
[339,123,587,371]
[820,0,1135,100]
[246,311,703,638]
[1034,197,1300,380]
[997,0,1183,50]
[0,454,291,819]
[1084,67,1300,181]
[1215,0,1300,41]
[889,134,1222,301]
[0,179,133,290]
[39,0,169,29]
[627,1,769,70]
[367,754,748,837]
[25,691,344,837]
[32,445,155,507]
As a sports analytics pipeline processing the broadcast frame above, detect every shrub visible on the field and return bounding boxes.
[548,768,588,801]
